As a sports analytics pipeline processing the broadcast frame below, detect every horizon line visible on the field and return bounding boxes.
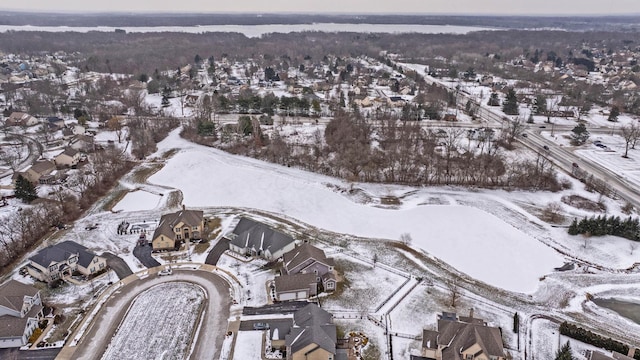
[0,10,639,17]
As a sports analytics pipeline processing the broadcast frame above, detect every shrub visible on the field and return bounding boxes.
[559,322,639,359]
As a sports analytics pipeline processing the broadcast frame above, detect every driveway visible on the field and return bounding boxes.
[132,244,160,268]
[100,252,133,279]
[205,238,230,265]
[242,301,309,316]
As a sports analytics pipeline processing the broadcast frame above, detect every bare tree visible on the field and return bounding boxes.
[507,117,525,144]
[399,232,413,246]
[630,242,637,255]
[621,123,639,158]
[447,279,461,308]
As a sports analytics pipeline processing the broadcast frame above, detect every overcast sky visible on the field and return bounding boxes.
[1,0,639,15]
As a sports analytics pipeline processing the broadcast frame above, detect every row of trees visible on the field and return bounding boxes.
[215,111,564,191]
[568,215,640,241]
[559,322,639,359]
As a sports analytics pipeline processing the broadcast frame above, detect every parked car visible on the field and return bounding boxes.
[158,268,173,276]
[521,133,528,137]
[543,145,549,150]
[253,322,270,330]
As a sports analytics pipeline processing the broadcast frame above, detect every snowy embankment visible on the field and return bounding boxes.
[101,282,205,360]
[148,129,563,294]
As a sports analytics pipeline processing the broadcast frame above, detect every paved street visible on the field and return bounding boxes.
[63,268,231,360]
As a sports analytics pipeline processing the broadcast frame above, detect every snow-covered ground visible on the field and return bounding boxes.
[149,129,563,293]
[101,282,205,360]
[112,190,162,212]
[232,331,263,360]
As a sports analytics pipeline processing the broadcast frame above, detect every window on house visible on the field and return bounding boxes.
[69,256,77,264]
[99,263,105,269]
[177,234,182,240]
[192,226,198,230]
[326,282,334,289]
[90,267,95,273]
[174,227,180,233]
[93,257,98,263]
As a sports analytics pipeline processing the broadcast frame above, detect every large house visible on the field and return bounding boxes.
[151,208,204,251]
[0,280,43,348]
[27,241,107,283]
[6,112,38,127]
[275,244,337,301]
[54,148,80,167]
[421,311,506,360]
[227,217,297,261]
[281,304,336,360]
[21,160,56,184]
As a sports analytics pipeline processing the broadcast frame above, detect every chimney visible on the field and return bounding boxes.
[469,307,474,319]
[182,204,186,211]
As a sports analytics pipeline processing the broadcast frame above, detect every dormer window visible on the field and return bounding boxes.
[69,256,77,264]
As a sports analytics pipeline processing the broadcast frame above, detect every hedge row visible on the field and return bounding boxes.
[559,322,639,359]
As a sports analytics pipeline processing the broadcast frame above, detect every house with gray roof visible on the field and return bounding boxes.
[274,273,318,302]
[27,241,106,283]
[0,280,43,348]
[421,311,506,360]
[587,350,636,360]
[21,159,56,184]
[151,207,204,251]
[282,243,337,293]
[284,304,336,360]
[227,217,297,261]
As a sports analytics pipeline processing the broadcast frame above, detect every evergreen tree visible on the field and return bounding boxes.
[570,123,590,145]
[14,175,37,203]
[555,341,574,360]
[534,95,547,115]
[608,105,620,122]
[502,88,519,115]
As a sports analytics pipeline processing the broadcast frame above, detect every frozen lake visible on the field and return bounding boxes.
[0,23,494,37]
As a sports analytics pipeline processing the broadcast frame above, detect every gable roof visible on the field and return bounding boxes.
[29,160,55,175]
[275,273,317,294]
[437,317,505,360]
[0,280,38,313]
[0,304,42,338]
[29,241,99,269]
[285,304,336,355]
[152,209,203,240]
[283,244,333,273]
[229,217,296,255]
[59,148,78,158]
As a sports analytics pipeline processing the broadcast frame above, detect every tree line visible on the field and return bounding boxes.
[191,111,565,191]
[559,322,639,359]
[568,215,640,241]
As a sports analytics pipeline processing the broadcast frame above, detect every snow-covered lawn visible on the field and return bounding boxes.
[101,282,205,360]
[112,190,161,212]
[149,130,563,293]
[232,331,263,360]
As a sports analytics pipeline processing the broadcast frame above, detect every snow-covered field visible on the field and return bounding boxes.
[112,190,162,212]
[149,129,563,293]
[101,282,205,360]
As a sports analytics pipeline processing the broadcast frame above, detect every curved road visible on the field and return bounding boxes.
[67,269,231,360]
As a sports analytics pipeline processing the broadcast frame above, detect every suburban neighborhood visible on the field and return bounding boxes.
[0,9,639,360]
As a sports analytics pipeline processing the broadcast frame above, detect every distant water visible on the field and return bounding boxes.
[593,298,640,325]
[0,23,495,37]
